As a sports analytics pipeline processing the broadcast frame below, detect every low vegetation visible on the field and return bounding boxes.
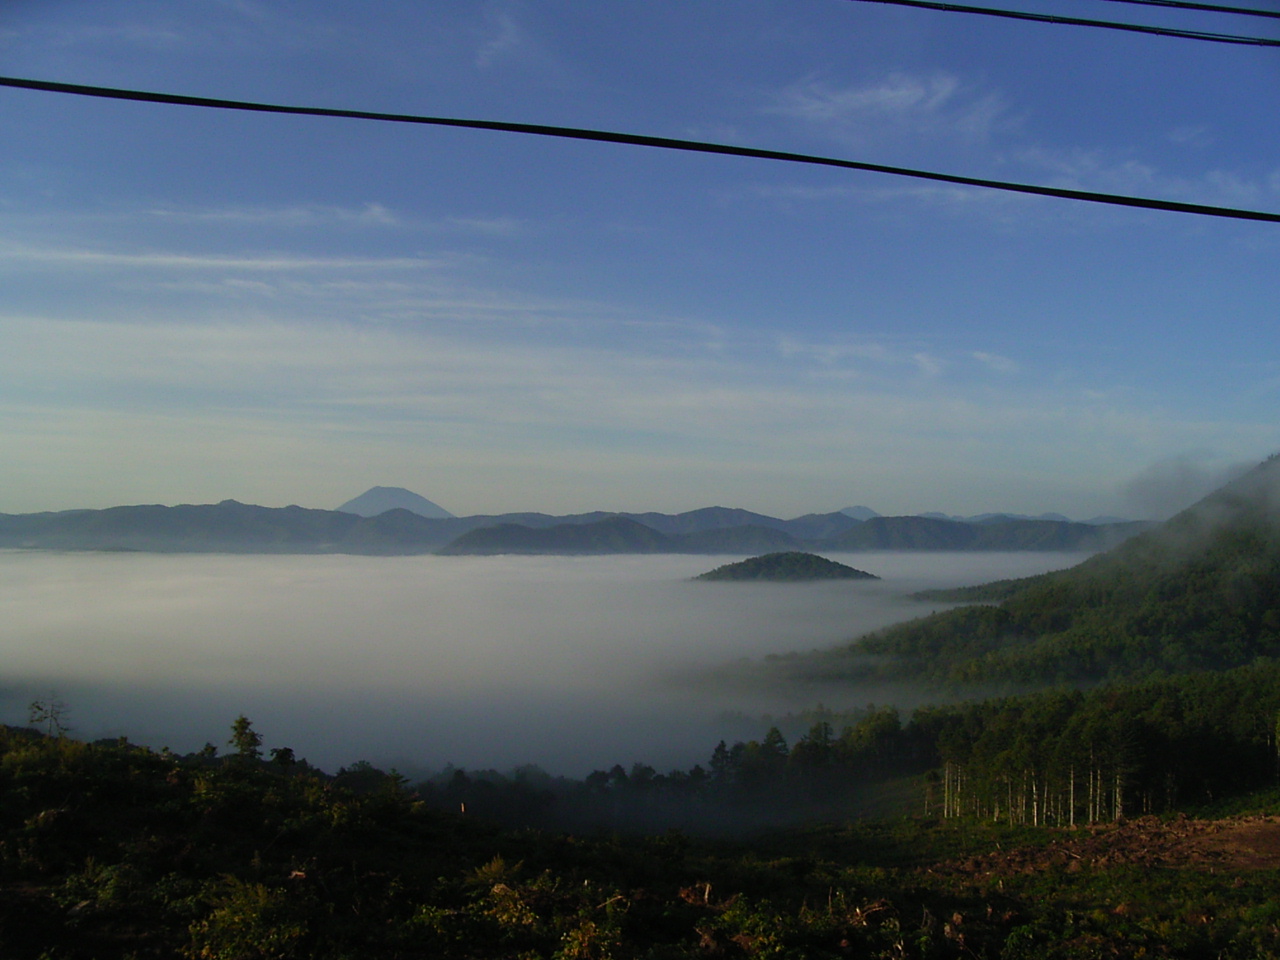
[9,709,1280,959]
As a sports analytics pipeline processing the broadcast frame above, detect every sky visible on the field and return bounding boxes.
[1,0,1277,520]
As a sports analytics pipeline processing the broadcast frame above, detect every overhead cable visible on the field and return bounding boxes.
[1091,0,1280,22]
[1,75,1277,224]
[848,0,1280,44]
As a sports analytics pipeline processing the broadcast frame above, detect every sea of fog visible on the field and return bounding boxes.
[0,550,1086,777]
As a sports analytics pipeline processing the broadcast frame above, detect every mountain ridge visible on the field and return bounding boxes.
[0,501,1148,556]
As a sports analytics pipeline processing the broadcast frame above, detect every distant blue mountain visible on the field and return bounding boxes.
[969,512,1071,524]
[839,506,880,521]
[919,510,1111,524]
[338,487,454,519]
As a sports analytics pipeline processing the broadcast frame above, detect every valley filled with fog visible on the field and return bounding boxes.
[1,550,1087,776]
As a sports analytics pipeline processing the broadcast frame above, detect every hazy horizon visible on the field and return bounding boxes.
[1,549,1088,777]
[1,459,1253,524]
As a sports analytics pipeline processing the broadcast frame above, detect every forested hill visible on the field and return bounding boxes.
[695,552,879,581]
[777,454,1280,687]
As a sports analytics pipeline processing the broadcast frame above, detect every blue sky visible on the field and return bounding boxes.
[1,0,1277,519]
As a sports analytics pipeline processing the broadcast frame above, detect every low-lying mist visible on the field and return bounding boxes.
[0,550,1087,777]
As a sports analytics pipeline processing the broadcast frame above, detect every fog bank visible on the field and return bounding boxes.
[1,550,1085,776]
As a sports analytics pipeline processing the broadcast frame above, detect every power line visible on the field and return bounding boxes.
[1,74,1277,224]
[848,0,1280,44]
[1091,0,1280,22]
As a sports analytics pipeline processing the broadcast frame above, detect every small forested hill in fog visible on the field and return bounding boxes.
[775,454,1280,687]
[337,486,454,519]
[695,551,879,581]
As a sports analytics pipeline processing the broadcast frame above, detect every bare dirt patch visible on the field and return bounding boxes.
[925,815,1280,879]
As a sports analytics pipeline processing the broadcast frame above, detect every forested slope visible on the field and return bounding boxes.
[780,455,1280,686]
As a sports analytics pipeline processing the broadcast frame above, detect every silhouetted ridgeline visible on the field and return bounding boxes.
[0,499,1148,554]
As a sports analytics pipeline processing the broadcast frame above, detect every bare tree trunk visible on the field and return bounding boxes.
[1069,766,1075,827]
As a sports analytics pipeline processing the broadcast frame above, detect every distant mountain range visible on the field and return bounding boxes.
[841,505,1124,526]
[0,491,1148,556]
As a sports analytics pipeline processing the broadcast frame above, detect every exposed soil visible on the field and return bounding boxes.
[924,815,1280,878]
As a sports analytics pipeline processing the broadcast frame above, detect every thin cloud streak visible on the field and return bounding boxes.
[0,308,1272,517]
[972,351,1019,374]
[476,11,524,69]
[765,72,1009,148]
[146,202,402,227]
[0,245,448,272]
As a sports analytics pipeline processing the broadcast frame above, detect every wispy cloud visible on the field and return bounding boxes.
[16,203,527,241]
[776,337,950,381]
[1,311,1273,517]
[742,145,1278,227]
[738,179,1034,225]
[0,244,451,273]
[1014,145,1276,211]
[777,336,892,366]
[1167,125,1213,149]
[972,351,1019,374]
[913,352,944,377]
[49,24,188,50]
[476,11,523,69]
[146,203,402,228]
[442,216,525,237]
[759,74,1276,224]
[765,72,1009,149]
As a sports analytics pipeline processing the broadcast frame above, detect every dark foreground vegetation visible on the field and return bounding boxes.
[10,664,1280,960]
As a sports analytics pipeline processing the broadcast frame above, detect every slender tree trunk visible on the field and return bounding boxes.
[1069,766,1075,827]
